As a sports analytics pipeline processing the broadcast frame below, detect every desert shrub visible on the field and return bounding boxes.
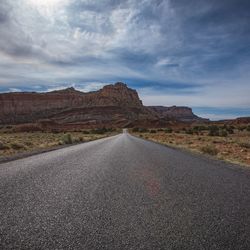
[0,142,9,150]
[199,125,209,131]
[164,128,173,133]
[186,129,193,135]
[208,125,219,136]
[62,134,73,144]
[82,130,90,134]
[132,127,139,132]
[92,127,108,134]
[58,140,64,146]
[24,141,33,146]
[193,126,203,132]
[73,129,82,133]
[246,125,250,132]
[238,126,246,131]
[10,143,26,150]
[239,142,250,149]
[225,127,234,134]
[150,129,156,133]
[138,128,149,133]
[51,129,60,134]
[220,130,228,137]
[201,145,218,155]
[79,137,85,142]
[73,138,80,143]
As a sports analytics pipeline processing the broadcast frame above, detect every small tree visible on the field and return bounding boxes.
[62,134,73,144]
[208,125,219,136]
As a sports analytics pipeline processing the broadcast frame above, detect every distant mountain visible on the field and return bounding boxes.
[0,82,208,129]
[148,106,208,122]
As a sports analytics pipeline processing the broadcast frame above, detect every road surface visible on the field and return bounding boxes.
[0,132,250,249]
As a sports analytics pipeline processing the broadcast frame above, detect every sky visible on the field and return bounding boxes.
[0,0,249,120]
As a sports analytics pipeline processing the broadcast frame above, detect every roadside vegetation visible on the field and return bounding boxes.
[0,127,118,159]
[131,124,250,167]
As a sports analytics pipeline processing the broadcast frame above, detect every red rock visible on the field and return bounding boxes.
[148,106,208,122]
[0,82,209,129]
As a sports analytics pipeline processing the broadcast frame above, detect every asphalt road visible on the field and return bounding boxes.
[0,132,250,249]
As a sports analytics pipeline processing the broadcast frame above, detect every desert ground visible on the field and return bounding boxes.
[1,124,250,167]
[131,124,250,167]
[0,127,118,160]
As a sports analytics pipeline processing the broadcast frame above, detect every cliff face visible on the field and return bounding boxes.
[0,82,154,126]
[148,106,208,122]
[0,82,207,128]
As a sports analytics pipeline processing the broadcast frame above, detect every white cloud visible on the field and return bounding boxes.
[76,82,112,92]
[139,81,250,108]
[0,0,249,116]
[8,88,21,92]
[196,113,239,121]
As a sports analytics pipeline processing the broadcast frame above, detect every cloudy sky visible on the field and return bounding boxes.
[0,0,249,119]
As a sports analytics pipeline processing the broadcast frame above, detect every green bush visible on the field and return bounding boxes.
[238,126,246,131]
[220,130,228,137]
[246,126,250,132]
[82,130,90,134]
[10,143,26,150]
[79,137,84,142]
[138,128,149,133]
[150,129,156,133]
[201,145,218,155]
[0,142,9,150]
[226,127,234,134]
[208,125,219,136]
[91,127,109,134]
[239,142,250,149]
[51,129,60,134]
[186,129,193,135]
[62,134,73,144]
[164,128,173,133]
[132,127,139,132]
[193,126,207,132]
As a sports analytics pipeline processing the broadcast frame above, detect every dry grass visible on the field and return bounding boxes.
[132,129,250,167]
[0,130,117,158]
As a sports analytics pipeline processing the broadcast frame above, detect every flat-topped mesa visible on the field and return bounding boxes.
[0,82,146,125]
[148,106,207,122]
[0,82,208,127]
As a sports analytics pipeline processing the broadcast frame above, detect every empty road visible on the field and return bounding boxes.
[0,132,250,249]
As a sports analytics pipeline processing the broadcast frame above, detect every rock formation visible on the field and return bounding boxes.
[148,106,208,122]
[0,82,207,129]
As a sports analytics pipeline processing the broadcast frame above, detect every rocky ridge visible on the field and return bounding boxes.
[148,106,209,122]
[0,82,206,129]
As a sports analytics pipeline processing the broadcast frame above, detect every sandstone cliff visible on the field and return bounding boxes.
[0,82,206,129]
[0,82,155,127]
[148,106,208,122]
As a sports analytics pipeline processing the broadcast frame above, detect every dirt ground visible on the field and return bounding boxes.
[132,129,250,167]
